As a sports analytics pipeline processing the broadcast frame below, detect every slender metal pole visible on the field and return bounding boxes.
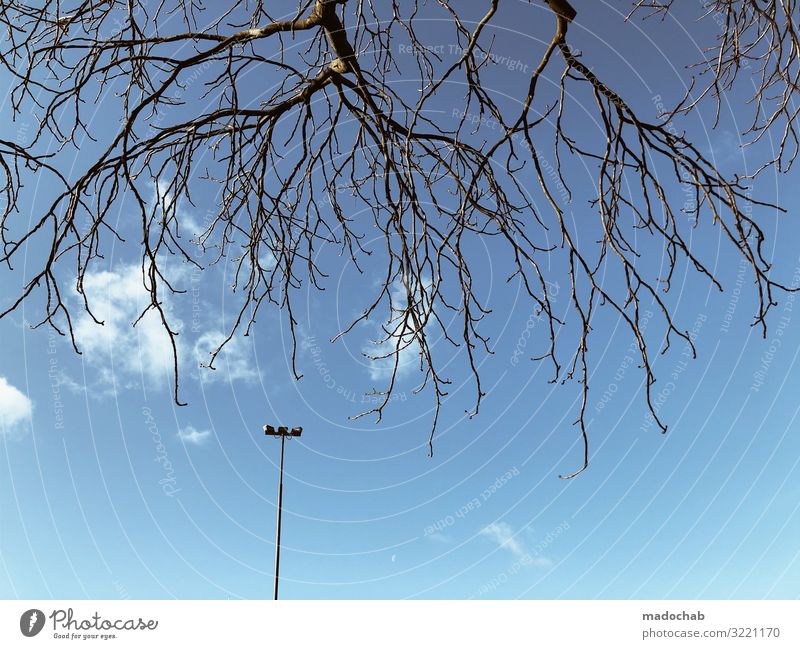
[273,433,285,600]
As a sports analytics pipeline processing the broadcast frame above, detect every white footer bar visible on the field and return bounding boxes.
[1,600,796,648]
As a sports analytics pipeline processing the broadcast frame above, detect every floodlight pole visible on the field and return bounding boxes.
[265,425,302,600]
[273,431,285,601]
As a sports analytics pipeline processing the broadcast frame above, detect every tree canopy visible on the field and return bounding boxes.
[1,0,798,476]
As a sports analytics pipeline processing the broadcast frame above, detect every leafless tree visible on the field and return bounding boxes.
[1,0,797,476]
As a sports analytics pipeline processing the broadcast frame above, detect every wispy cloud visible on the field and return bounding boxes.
[711,130,744,163]
[178,425,211,445]
[194,331,259,384]
[0,377,32,436]
[426,532,453,544]
[480,521,527,559]
[362,278,428,381]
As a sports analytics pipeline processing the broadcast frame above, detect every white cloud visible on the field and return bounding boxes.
[259,251,277,271]
[298,327,315,354]
[480,522,528,559]
[194,331,259,383]
[364,332,420,381]
[74,264,182,384]
[73,261,261,394]
[70,182,265,394]
[0,377,32,436]
[178,425,211,445]
[155,179,204,240]
[526,555,553,568]
[708,129,744,165]
[51,369,85,394]
[362,279,425,381]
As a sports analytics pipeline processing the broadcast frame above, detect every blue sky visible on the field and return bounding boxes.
[1,0,799,599]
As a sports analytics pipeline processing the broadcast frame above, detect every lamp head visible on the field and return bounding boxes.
[263,425,303,437]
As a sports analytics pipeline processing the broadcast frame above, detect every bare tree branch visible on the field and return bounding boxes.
[0,0,795,476]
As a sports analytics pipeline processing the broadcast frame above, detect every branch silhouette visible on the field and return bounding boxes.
[0,0,796,476]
